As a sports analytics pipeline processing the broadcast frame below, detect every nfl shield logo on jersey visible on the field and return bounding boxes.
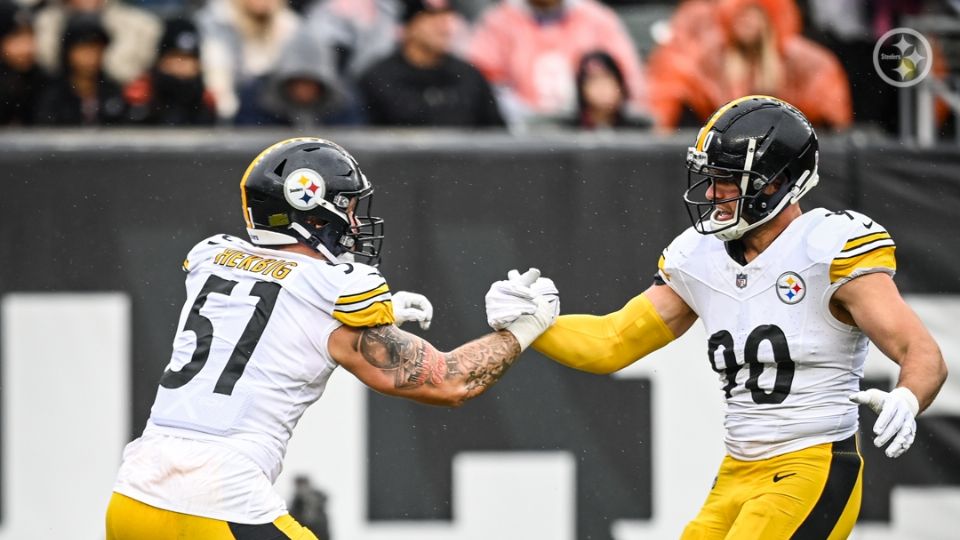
[736,273,748,289]
[776,272,806,304]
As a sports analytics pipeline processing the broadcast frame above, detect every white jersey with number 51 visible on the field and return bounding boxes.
[114,234,394,523]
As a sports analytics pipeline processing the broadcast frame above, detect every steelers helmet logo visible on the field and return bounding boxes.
[776,272,806,304]
[283,168,326,211]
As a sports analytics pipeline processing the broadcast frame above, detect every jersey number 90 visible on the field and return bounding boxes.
[707,325,795,404]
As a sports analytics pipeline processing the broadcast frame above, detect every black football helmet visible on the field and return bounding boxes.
[241,137,384,265]
[684,95,819,241]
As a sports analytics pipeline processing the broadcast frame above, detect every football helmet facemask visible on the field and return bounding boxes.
[684,95,819,241]
[241,137,384,265]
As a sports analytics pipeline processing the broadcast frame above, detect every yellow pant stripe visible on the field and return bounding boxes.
[680,435,862,540]
[790,437,863,539]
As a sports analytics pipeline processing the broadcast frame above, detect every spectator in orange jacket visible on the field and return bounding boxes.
[468,0,647,127]
[647,0,852,131]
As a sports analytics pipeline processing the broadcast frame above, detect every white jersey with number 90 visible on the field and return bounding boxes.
[658,209,896,461]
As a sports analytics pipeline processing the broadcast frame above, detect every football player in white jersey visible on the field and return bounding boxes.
[105,138,559,539]
[488,96,948,539]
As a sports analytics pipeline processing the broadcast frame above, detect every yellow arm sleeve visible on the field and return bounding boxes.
[532,293,676,374]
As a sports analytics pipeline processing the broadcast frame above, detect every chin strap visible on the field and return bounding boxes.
[246,227,298,246]
[288,222,364,264]
[714,154,812,241]
[713,187,800,241]
[312,240,342,263]
[251,219,362,264]
[286,222,341,262]
[714,218,751,241]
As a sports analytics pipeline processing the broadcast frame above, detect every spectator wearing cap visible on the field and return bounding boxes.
[33,0,162,84]
[125,17,217,126]
[252,26,363,127]
[358,0,504,127]
[468,0,648,127]
[34,13,127,125]
[0,1,48,125]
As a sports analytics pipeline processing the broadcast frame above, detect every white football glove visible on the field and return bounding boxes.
[485,268,559,350]
[485,268,540,331]
[509,269,560,322]
[391,291,433,330]
[850,387,920,458]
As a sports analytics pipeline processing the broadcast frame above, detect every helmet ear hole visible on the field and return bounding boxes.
[758,175,785,194]
[304,215,328,229]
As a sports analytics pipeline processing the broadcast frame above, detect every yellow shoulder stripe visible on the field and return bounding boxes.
[830,245,896,283]
[333,300,395,328]
[336,283,389,306]
[842,231,891,252]
[657,254,671,281]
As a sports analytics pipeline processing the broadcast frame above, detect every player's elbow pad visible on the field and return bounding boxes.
[532,293,675,374]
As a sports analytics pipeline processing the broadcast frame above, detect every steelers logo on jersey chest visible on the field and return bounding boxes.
[776,272,806,304]
[283,168,326,211]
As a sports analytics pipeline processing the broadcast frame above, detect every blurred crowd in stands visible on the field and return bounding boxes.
[0,0,956,133]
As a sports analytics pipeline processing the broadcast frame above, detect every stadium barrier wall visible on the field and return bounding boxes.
[0,130,957,539]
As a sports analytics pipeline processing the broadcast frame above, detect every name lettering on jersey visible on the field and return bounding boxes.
[212,248,298,280]
[775,272,806,304]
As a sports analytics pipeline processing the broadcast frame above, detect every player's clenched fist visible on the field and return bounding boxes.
[509,269,560,322]
[391,291,434,330]
[485,268,560,350]
[850,387,920,458]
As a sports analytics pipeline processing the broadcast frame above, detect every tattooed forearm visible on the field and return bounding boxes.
[358,326,521,395]
[449,331,522,394]
[359,326,454,389]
